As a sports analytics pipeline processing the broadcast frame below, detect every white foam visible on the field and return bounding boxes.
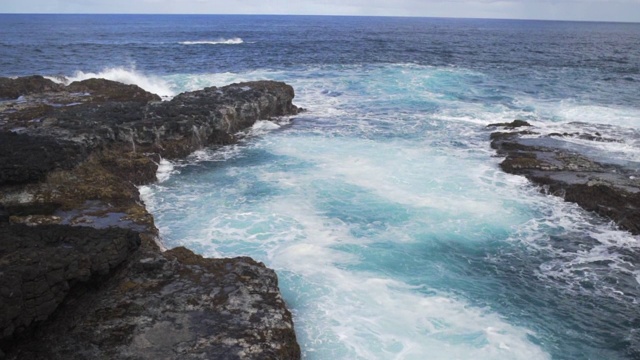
[142,63,638,358]
[248,120,281,136]
[156,158,176,183]
[163,69,288,94]
[264,135,523,229]
[179,38,244,45]
[521,121,640,163]
[186,191,549,359]
[509,192,640,300]
[53,67,175,99]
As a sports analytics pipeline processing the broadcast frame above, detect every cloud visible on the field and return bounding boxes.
[0,0,639,22]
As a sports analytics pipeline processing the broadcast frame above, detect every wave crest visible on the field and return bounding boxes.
[49,67,175,99]
[179,38,244,45]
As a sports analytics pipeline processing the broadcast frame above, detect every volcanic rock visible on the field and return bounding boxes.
[0,76,301,359]
[490,122,640,235]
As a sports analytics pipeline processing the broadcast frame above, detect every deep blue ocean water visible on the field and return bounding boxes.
[2,14,640,359]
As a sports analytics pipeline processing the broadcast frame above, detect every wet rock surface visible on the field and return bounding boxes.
[0,76,301,359]
[4,246,299,360]
[489,120,640,235]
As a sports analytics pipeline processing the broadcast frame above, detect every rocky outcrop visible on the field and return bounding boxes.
[489,120,640,235]
[0,76,63,100]
[4,245,298,360]
[0,76,301,359]
[0,223,141,349]
[1,77,300,159]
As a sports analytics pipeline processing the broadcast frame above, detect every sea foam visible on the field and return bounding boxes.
[144,63,640,358]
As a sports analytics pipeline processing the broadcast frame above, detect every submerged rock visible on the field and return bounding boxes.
[486,119,531,129]
[490,122,640,235]
[0,76,301,359]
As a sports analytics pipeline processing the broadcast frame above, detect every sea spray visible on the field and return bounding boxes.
[52,67,175,98]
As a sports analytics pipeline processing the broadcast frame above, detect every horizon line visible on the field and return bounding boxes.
[1,12,639,24]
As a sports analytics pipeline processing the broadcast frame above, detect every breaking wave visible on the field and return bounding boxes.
[48,67,175,99]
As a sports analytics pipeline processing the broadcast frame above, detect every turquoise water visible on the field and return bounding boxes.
[140,64,640,359]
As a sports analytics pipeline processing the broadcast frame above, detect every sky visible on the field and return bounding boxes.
[1,0,639,23]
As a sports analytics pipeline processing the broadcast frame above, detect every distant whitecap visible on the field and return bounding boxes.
[179,38,244,45]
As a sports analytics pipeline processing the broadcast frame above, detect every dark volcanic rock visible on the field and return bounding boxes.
[1,77,300,159]
[490,122,640,235]
[0,76,302,359]
[67,78,162,103]
[0,76,63,100]
[139,80,301,158]
[487,119,532,129]
[0,223,141,348]
[0,132,88,186]
[563,184,640,235]
[6,246,300,360]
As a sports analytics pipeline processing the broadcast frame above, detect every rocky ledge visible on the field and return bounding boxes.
[488,120,640,235]
[0,76,302,359]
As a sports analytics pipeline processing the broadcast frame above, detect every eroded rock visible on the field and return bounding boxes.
[5,246,299,360]
[0,76,301,359]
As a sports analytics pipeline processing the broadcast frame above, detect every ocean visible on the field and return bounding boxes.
[2,14,640,359]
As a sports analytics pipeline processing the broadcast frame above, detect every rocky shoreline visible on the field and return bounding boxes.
[488,120,640,235]
[0,76,302,359]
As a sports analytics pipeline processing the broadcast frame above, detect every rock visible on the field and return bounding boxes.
[1,78,300,160]
[132,80,302,158]
[67,78,161,103]
[0,76,302,358]
[0,132,87,186]
[0,223,141,349]
[0,205,8,222]
[6,246,300,359]
[490,123,640,235]
[486,119,531,129]
[564,184,640,235]
[0,76,63,100]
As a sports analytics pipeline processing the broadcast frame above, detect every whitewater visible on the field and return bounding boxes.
[136,63,640,360]
[3,14,640,359]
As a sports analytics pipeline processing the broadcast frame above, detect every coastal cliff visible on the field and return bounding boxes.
[0,76,301,359]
